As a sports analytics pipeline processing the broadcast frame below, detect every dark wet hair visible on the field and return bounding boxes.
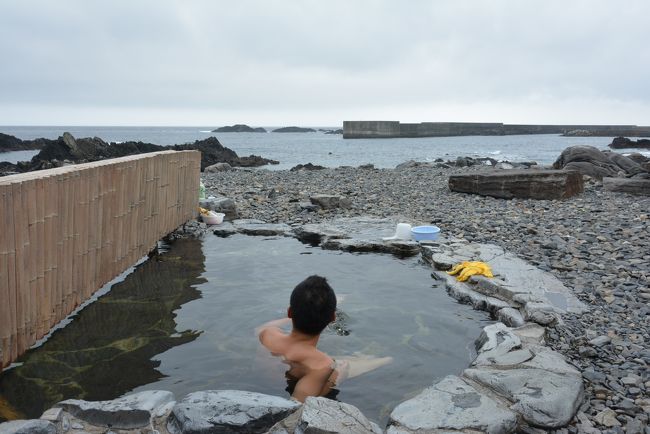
[290,275,337,335]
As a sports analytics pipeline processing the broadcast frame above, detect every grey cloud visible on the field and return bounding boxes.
[1,0,649,124]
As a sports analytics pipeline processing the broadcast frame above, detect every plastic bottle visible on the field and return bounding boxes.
[199,181,206,200]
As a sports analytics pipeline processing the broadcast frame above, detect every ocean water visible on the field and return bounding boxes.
[1,126,649,170]
[0,235,490,424]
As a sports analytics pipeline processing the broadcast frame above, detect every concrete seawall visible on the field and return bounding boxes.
[343,121,650,138]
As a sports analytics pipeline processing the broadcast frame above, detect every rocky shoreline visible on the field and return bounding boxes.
[1,152,648,432]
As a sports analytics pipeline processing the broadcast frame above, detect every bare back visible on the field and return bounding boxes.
[258,327,337,401]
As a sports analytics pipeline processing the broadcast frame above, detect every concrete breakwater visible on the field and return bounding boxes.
[0,151,200,368]
[343,120,650,138]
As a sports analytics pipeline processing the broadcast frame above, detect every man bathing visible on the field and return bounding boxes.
[256,275,392,402]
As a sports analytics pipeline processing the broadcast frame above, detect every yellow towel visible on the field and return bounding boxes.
[447,261,494,282]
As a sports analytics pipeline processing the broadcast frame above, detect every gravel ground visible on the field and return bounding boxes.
[203,165,650,433]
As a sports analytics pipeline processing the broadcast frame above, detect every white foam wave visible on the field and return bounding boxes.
[199,130,212,133]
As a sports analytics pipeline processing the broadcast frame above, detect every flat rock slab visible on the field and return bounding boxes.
[168,390,299,434]
[388,375,517,434]
[54,390,174,429]
[424,241,586,315]
[294,217,421,256]
[0,420,57,434]
[232,220,293,236]
[603,177,650,195]
[464,366,583,429]
[448,169,584,200]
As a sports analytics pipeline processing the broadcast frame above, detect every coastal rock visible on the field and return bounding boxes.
[271,126,316,133]
[609,136,650,149]
[309,194,352,209]
[290,163,326,172]
[212,124,267,133]
[497,307,525,327]
[232,219,292,236]
[395,160,435,170]
[55,390,175,429]
[448,169,584,200]
[463,365,583,428]
[212,222,237,237]
[0,420,57,434]
[551,145,650,179]
[511,323,545,346]
[295,397,381,434]
[432,272,511,315]
[200,197,238,220]
[0,133,44,152]
[472,323,522,366]
[324,129,343,135]
[168,390,299,434]
[204,162,232,172]
[424,241,586,314]
[388,375,517,434]
[603,177,650,196]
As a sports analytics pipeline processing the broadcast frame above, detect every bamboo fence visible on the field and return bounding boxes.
[0,151,200,368]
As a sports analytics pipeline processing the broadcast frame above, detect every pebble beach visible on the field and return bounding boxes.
[204,164,650,432]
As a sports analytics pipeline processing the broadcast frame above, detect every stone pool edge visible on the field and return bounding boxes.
[0,217,587,434]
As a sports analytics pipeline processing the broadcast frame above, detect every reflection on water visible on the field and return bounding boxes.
[0,235,491,425]
[0,239,205,421]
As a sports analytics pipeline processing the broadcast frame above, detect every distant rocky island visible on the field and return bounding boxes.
[0,132,278,176]
[272,126,317,133]
[212,124,267,133]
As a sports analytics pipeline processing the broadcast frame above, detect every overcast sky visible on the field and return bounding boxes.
[1,0,649,126]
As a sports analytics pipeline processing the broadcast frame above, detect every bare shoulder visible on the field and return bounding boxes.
[258,327,287,352]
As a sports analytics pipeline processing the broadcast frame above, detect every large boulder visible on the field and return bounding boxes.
[448,169,584,200]
[168,390,299,434]
[603,177,650,195]
[552,145,650,179]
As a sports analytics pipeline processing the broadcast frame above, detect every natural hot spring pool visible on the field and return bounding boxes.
[0,234,491,424]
